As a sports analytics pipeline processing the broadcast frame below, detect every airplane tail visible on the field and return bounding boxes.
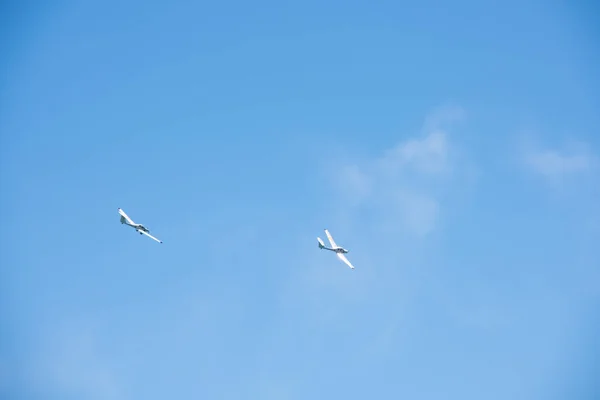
[317,237,325,249]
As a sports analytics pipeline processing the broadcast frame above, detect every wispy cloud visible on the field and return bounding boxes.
[522,140,597,182]
[331,105,468,238]
[526,150,593,177]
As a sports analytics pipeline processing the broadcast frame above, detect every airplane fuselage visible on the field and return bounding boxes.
[322,246,348,254]
[121,219,150,233]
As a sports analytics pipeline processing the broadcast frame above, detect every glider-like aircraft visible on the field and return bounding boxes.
[118,208,162,243]
[317,229,355,269]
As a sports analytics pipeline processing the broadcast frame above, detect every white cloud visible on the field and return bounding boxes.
[523,140,597,182]
[392,190,440,237]
[526,150,593,177]
[331,105,466,238]
[378,130,449,176]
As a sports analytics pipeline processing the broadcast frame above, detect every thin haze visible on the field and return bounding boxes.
[1,1,599,399]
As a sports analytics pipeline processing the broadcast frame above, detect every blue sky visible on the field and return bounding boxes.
[1,1,599,399]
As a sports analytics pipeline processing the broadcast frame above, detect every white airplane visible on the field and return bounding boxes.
[118,208,162,243]
[317,229,355,269]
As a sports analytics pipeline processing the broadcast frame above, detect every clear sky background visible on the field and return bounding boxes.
[1,1,599,399]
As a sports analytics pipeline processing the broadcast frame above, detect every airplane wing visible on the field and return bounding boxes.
[118,208,135,225]
[337,253,355,269]
[324,229,337,248]
[138,229,163,243]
